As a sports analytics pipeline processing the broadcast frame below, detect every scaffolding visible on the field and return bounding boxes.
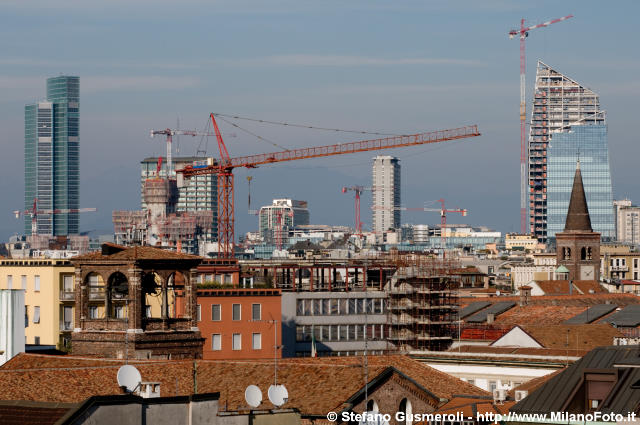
[387,257,460,352]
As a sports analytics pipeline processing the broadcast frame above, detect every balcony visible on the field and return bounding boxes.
[60,291,75,301]
[60,321,73,331]
[88,287,105,300]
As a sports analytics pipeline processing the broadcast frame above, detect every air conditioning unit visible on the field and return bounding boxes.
[515,390,529,401]
[493,389,506,403]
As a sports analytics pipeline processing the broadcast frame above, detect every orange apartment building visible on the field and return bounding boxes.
[197,288,282,360]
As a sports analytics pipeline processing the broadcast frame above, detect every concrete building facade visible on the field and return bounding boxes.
[281,291,388,357]
[372,156,400,235]
[615,199,640,245]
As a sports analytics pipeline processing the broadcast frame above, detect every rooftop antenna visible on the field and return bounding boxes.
[117,364,141,393]
[244,385,262,408]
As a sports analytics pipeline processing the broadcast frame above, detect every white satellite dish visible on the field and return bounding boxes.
[267,384,289,407]
[245,385,263,408]
[496,290,501,296]
[117,365,142,393]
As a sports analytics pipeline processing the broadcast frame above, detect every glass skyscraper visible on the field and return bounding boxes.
[547,125,615,239]
[528,61,613,242]
[24,76,80,235]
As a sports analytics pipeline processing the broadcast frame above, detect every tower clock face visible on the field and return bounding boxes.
[581,265,594,280]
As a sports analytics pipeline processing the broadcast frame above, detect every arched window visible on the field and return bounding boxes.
[142,272,162,319]
[167,271,187,318]
[587,247,593,260]
[86,273,105,319]
[399,398,413,425]
[563,247,571,260]
[107,272,128,319]
[581,247,587,260]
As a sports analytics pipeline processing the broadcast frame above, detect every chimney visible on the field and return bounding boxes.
[519,286,531,306]
[487,313,495,325]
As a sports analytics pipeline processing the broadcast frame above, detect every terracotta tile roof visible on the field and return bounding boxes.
[72,244,201,262]
[491,305,587,326]
[0,354,487,416]
[522,324,623,350]
[0,401,76,425]
[460,293,636,307]
[451,267,486,275]
[416,397,515,423]
[535,280,607,295]
[453,345,589,358]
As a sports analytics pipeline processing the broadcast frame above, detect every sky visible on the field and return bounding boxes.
[1,0,639,241]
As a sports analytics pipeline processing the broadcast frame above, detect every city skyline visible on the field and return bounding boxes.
[1,1,639,241]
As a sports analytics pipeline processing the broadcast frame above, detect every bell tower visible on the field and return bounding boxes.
[555,160,600,281]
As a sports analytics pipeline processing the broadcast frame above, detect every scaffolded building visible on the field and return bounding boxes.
[528,61,613,242]
[387,256,459,351]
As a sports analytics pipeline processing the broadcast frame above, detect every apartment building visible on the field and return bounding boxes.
[0,258,75,348]
[197,288,282,359]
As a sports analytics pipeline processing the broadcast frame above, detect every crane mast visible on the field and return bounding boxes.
[178,113,481,258]
[509,14,573,234]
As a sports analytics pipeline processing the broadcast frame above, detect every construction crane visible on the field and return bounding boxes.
[150,128,236,176]
[14,198,97,235]
[178,113,481,258]
[509,14,573,234]
[341,186,374,235]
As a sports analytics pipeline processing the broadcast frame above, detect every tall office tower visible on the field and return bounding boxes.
[528,61,614,242]
[24,76,80,235]
[140,157,218,242]
[372,156,400,234]
[614,199,640,244]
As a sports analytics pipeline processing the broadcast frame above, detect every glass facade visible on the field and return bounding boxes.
[547,125,614,239]
[24,76,80,235]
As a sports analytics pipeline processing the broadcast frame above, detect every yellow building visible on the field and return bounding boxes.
[600,244,640,281]
[0,258,75,348]
[505,233,545,252]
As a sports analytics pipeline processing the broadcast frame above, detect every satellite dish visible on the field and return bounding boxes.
[496,290,501,296]
[117,365,141,393]
[267,384,289,407]
[245,385,263,408]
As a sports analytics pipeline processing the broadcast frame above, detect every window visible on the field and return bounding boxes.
[7,275,12,289]
[232,333,241,350]
[89,306,99,319]
[25,306,29,328]
[21,275,26,290]
[63,275,73,292]
[211,334,221,351]
[489,381,497,392]
[62,306,73,330]
[33,306,40,324]
[232,304,241,321]
[34,336,40,345]
[212,304,221,321]
[252,333,262,350]
[197,304,201,321]
[34,275,40,291]
[114,306,125,319]
[252,303,261,321]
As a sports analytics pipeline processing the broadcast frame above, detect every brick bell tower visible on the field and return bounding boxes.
[71,243,204,359]
[555,160,601,281]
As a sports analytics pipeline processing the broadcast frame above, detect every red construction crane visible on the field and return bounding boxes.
[150,128,236,176]
[14,198,97,235]
[341,186,374,235]
[509,14,573,234]
[178,113,481,258]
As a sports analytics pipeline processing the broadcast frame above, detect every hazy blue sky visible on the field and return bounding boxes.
[1,0,639,240]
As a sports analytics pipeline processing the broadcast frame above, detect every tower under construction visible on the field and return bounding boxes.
[528,61,613,242]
